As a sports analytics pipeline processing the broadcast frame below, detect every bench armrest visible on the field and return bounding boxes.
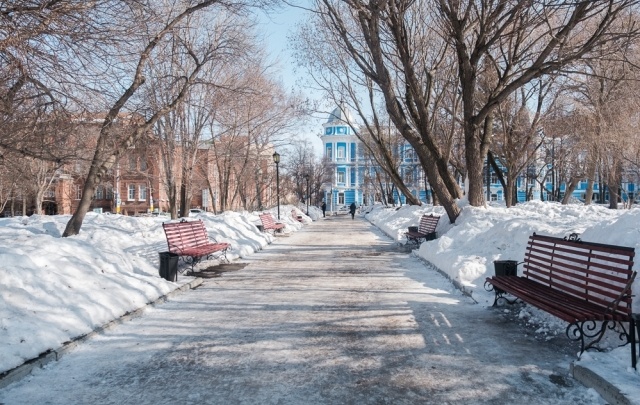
[605,271,637,315]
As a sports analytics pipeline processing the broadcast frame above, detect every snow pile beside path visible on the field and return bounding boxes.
[366,201,638,312]
[0,206,311,374]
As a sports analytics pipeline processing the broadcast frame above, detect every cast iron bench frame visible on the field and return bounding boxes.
[405,214,440,245]
[162,219,230,273]
[259,212,285,234]
[484,232,638,368]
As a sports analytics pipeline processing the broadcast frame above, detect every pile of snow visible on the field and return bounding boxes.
[0,205,308,374]
[1,199,638,393]
[366,199,640,392]
[366,200,639,313]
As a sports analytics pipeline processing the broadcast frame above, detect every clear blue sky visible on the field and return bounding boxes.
[258,3,325,156]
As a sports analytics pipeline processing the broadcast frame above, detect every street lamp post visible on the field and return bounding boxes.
[273,151,280,220]
[304,174,310,215]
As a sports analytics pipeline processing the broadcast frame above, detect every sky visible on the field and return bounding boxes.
[258,2,326,156]
[0,201,638,403]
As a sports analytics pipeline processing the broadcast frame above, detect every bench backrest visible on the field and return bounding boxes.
[260,213,278,228]
[523,233,635,316]
[163,220,209,252]
[419,214,440,234]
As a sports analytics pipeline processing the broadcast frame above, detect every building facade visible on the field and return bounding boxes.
[320,104,429,210]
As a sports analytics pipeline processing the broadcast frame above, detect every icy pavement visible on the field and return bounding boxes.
[0,217,606,404]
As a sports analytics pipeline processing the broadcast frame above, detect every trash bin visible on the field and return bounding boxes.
[256,224,264,233]
[493,260,517,294]
[159,252,179,282]
[408,226,419,233]
[493,260,518,277]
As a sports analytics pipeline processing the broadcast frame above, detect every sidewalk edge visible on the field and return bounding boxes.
[570,362,632,405]
[0,278,204,390]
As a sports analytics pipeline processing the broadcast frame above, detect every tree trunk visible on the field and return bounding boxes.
[584,152,597,204]
[561,176,581,204]
[63,157,106,235]
[608,160,622,209]
[34,189,45,215]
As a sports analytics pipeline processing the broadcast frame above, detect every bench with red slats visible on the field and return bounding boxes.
[405,214,440,245]
[292,209,303,223]
[259,213,285,233]
[484,233,638,368]
[162,219,230,272]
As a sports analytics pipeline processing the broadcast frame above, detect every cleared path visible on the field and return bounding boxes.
[0,216,603,404]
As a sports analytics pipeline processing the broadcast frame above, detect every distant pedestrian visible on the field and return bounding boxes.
[349,202,356,219]
[321,201,326,218]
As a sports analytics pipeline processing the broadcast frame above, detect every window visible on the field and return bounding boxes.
[95,186,104,200]
[140,159,147,171]
[338,192,345,205]
[106,187,114,200]
[139,185,147,201]
[128,184,135,200]
[404,169,413,184]
[75,185,82,200]
[337,145,346,160]
[129,157,137,171]
[326,144,333,160]
[404,148,413,162]
[337,171,346,183]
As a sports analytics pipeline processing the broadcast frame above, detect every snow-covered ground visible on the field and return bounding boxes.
[0,201,638,401]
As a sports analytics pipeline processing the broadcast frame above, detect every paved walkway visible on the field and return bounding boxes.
[0,216,603,404]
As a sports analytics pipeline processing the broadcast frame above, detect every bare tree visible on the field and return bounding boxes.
[199,51,299,212]
[305,1,464,221]
[566,45,640,207]
[436,0,640,207]
[63,1,271,236]
[491,79,558,207]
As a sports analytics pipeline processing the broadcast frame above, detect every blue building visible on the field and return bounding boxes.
[484,160,639,204]
[320,104,430,210]
[320,105,363,211]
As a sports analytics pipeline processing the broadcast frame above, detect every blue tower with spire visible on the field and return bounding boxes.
[320,104,363,212]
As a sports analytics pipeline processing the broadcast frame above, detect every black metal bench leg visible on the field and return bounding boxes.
[631,316,638,369]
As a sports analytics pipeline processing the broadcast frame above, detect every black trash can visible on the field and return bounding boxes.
[408,226,419,233]
[493,260,517,294]
[493,260,518,277]
[159,252,179,282]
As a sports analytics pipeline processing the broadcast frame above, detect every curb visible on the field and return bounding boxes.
[570,362,632,405]
[0,278,204,390]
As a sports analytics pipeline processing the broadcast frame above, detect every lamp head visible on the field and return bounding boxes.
[272,151,280,164]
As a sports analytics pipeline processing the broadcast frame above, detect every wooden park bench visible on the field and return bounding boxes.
[162,219,230,273]
[259,212,285,234]
[292,209,303,223]
[484,232,638,368]
[405,214,440,245]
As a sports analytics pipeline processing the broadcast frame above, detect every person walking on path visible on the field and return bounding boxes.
[349,202,356,219]
[321,201,326,218]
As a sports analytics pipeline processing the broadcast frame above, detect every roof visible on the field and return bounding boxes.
[326,104,355,125]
